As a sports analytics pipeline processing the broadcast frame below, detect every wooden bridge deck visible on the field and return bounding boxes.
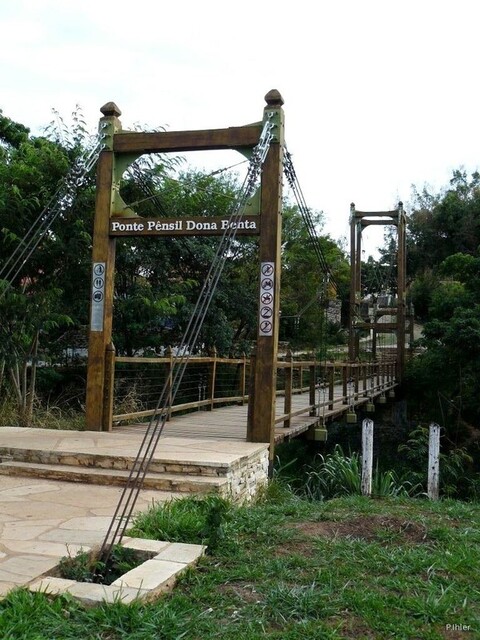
[115,378,397,442]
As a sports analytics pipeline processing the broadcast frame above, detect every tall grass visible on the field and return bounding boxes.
[299,445,415,501]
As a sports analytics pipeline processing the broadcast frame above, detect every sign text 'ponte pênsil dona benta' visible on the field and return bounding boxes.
[109,215,260,237]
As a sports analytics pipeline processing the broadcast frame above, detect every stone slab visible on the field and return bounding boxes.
[154,542,206,564]
[29,576,78,595]
[110,558,187,591]
[122,538,170,554]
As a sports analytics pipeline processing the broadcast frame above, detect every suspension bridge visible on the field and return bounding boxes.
[0,89,409,567]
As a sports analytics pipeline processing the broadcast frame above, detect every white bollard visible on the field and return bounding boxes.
[361,419,374,496]
[428,422,441,500]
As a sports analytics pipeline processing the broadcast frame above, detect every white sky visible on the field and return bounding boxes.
[1,0,479,255]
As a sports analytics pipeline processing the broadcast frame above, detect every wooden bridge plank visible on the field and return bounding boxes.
[115,380,397,443]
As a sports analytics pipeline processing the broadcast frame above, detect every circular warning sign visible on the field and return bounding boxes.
[94,263,105,276]
[261,278,273,291]
[93,290,104,303]
[261,292,273,305]
[261,306,273,319]
[261,263,274,276]
[93,277,104,289]
[260,320,272,333]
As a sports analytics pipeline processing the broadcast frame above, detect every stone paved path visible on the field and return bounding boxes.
[0,475,174,596]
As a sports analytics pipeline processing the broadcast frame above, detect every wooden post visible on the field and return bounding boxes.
[362,363,368,396]
[240,353,247,404]
[102,342,115,432]
[250,90,285,468]
[246,351,257,441]
[428,422,440,500]
[328,365,334,410]
[86,103,121,431]
[207,347,217,411]
[361,418,374,496]
[348,204,357,360]
[284,349,293,428]
[396,202,406,382]
[309,364,316,416]
[166,346,173,420]
[342,365,348,404]
[354,363,359,397]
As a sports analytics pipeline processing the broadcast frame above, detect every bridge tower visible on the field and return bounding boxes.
[348,203,408,381]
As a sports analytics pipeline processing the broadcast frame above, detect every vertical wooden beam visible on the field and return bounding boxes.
[166,346,173,420]
[207,347,217,411]
[86,103,121,431]
[428,422,440,500]
[240,353,247,404]
[361,418,374,496]
[328,365,334,410]
[355,221,362,315]
[246,351,257,441]
[309,364,316,416]
[283,349,293,428]
[249,91,285,468]
[397,202,406,381]
[348,204,357,360]
[102,342,115,432]
[354,363,359,397]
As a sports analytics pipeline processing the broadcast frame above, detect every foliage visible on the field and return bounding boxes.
[275,444,415,501]
[398,426,476,499]
[129,494,231,553]
[407,169,480,275]
[280,204,349,350]
[58,544,142,585]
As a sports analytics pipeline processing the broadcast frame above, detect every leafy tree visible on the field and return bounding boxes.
[0,109,95,421]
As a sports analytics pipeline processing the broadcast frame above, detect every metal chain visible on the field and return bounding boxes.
[97,117,275,567]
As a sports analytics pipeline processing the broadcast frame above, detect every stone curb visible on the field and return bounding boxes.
[28,539,206,606]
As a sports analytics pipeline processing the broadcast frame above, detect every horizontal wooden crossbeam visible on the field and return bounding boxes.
[113,124,263,154]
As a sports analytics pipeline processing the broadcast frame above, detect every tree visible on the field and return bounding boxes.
[0,109,96,422]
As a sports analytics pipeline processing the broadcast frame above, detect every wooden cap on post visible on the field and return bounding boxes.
[265,89,284,107]
[100,102,122,118]
[99,102,122,144]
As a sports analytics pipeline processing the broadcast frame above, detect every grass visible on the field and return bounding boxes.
[1,491,479,639]
[57,545,145,585]
[0,395,85,430]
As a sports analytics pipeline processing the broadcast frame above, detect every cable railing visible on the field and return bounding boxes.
[106,350,397,431]
[108,348,248,426]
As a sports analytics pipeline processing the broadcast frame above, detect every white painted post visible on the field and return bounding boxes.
[361,419,374,496]
[428,422,441,500]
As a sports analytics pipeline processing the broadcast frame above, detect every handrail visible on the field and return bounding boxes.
[108,349,397,429]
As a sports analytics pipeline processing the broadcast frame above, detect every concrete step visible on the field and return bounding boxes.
[0,447,229,478]
[0,461,229,495]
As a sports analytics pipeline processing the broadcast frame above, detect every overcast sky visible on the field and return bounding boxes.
[1,0,479,255]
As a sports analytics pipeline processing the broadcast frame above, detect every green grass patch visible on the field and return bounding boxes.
[57,544,145,585]
[1,492,479,639]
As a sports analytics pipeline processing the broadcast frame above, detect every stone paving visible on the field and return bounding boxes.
[0,426,268,598]
[0,475,175,597]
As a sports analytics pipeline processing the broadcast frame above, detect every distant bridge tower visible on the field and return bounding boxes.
[348,202,408,381]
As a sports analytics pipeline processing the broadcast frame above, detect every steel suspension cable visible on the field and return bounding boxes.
[0,128,106,298]
[283,147,339,295]
[97,116,275,567]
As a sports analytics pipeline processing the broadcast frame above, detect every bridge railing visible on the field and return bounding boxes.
[107,347,249,428]
[273,357,398,428]
[105,346,397,430]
